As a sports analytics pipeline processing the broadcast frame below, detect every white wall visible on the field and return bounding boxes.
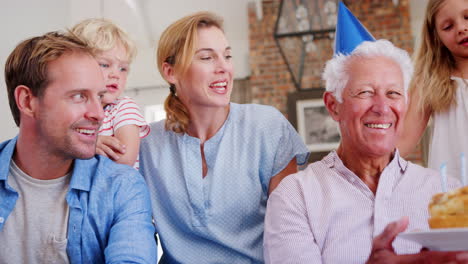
[0,0,70,141]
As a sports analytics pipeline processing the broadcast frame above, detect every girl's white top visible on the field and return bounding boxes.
[429,76,468,181]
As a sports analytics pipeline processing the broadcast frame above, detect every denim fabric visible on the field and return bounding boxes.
[0,137,157,264]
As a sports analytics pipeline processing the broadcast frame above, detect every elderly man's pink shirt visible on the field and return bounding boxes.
[264,150,460,264]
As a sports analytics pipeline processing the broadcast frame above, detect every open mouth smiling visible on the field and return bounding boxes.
[364,123,392,129]
[75,128,98,136]
[209,81,228,93]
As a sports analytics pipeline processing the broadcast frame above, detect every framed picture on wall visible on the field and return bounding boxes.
[287,89,341,162]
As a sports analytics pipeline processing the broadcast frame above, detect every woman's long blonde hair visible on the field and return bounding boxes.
[411,0,457,113]
[157,11,223,133]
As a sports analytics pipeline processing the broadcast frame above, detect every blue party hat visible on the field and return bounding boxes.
[334,2,375,55]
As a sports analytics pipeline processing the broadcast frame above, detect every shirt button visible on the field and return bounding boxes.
[0,217,4,224]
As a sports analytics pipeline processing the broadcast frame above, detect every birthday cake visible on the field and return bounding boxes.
[428,186,468,228]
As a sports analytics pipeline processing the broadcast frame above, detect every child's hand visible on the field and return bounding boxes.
[96,135,126,161]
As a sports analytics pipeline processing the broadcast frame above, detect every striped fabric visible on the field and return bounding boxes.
[99,96,150,169]
[264,150,460,264]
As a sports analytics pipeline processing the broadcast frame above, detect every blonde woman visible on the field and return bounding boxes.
[139,11,309,263]
[399,0,468,179]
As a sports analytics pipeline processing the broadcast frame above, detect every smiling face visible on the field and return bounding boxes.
[332,56,407,158]
[170,26,233,112]
[435,0,468,61]
[34,52,106,160]
[97,43,130,105]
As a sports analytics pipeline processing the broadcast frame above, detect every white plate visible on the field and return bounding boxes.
[398,228,468,251]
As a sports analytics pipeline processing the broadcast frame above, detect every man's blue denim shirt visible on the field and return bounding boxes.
[0,137,157,263]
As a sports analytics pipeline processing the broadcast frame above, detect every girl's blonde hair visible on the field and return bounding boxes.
[70,18,137,63]
[411,0,456,113]
[157,11,223,133]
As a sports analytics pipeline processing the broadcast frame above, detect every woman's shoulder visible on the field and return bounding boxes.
[274,159,331,195]
[141,120,168,142]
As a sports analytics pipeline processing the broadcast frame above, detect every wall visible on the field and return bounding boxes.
[410,0,429,50]
[248,1,295,111]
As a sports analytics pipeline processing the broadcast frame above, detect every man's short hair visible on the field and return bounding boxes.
[4,31,93,126]
[322,39,413,103]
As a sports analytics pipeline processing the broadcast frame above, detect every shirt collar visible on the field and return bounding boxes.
[0,136,17,181]
[394,148,408,172]
[69,157,98,192]
[0,135,96,192]
[182,102,233,146]
[325,148,408,173]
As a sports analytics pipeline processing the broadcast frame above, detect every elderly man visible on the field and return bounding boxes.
[263,37,468,263]
[263,3,468,263]
[0,32,156,263]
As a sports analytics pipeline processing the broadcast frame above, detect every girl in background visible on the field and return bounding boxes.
[399,0,468,179]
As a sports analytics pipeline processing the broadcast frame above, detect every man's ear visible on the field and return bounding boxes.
[161,62,177,85]
[323,91,340,122]
[15,85,37,118]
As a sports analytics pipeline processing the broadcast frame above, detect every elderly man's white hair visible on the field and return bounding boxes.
[322,39,413,103]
